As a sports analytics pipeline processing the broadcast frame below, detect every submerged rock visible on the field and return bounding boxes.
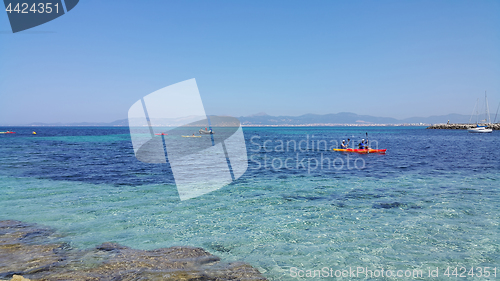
[10,275,30,281]
[0,220,266,281]
[0,220,67,279]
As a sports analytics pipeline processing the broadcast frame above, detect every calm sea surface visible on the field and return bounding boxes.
[0,126,499,280]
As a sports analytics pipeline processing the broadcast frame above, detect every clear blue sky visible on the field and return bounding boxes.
[1,0,499,124]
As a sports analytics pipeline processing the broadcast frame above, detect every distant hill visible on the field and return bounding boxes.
[26,119,129,126]
[7,112,472,126]
[401,113,471,125]
[238,112,471,125]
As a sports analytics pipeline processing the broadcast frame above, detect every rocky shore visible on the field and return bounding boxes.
[426,123,500,130]
[0,220,267,281]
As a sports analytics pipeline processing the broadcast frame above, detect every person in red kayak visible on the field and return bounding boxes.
[358,139,366,149]
[341,140,348,149]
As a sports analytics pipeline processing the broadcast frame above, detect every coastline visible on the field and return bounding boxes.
[1,124,430,128]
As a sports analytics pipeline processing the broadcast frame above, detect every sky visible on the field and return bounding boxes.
[1,0,499,124]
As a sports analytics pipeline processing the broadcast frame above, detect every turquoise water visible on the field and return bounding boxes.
[0,126,499,280]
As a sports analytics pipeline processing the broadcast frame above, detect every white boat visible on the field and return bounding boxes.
[468,92,494,133]
[467,126,492,133]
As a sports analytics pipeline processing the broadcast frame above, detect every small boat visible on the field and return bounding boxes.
[468,92,494,133]
[333,148,387,154]
[0,131,15,134]
[199,128,213,134]
[467,126,492,133]
[182,135,202,138]
[155,133,168,135]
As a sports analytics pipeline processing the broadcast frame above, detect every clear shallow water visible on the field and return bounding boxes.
[0,126,499,280]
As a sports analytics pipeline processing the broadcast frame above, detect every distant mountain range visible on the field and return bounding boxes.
[8,112,475,126]
[26,119,130,126]
[238,112,472,126]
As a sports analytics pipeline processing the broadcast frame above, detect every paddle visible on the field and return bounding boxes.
[366,132,369,153]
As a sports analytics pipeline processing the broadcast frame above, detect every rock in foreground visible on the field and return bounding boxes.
[0,220,266,281]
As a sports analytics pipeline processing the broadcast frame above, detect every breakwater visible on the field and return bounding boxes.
[426,123,500,130]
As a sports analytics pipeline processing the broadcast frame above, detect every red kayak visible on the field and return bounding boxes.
[0,131,15,134]
[333,148,387,154]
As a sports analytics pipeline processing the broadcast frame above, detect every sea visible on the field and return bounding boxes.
[0,126,498,280]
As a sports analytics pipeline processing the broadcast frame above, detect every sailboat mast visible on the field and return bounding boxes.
[494,102,500,124]
[469,98,478,124]
[485,91,491,124]
[476,98,479,124]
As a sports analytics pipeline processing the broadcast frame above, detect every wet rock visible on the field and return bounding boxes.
[39,245,222,280]
[0,221,67,279]
[33,245,266,280]
[94,242,129,252]
[373,202,406,209]
[203,262,267,280]
[10,275,31,281]
[0,220,267,280]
